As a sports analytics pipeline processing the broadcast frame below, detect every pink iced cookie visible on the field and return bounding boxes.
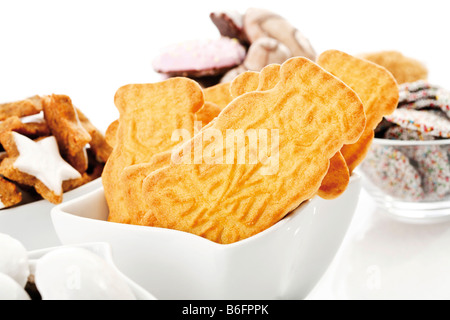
[152,37,246,77]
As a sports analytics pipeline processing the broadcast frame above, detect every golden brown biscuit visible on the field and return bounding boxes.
[119,105,222,227]
[194,102,222,127]
[316,152,350,200]
[106,84,228,150]
[358,50,428,84]
[105,119,119,148]
[62,149,104,192]
[42,94,91,173]
[140,57,365,244]
[0,176,22,209]
[120,151,173,225]
[76,108,112,163]
[339,130,375,173]
[256,63,281,90]
[105,80,221,225]
[103,77,204,224]
[230,70,260,98]
[317,50,399,173]
[220,65,248,84]
[230,65,271,95]
[230,63,351,200]
[0,95,42,121]
[0,116,50,139]
[203,82,233,110]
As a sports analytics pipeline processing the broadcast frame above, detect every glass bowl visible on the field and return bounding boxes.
[359,138,450,223]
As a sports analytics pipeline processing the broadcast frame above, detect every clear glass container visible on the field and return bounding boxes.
[359,138,450,223]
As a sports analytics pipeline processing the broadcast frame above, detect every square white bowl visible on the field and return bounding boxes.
[51,174,361,300]
[0,178,102,250]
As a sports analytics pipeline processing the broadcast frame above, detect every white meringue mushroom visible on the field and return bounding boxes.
[35,247,136,300]
[0,273,30,300]
[0,233,30,287]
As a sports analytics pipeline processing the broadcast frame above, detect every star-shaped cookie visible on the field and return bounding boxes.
[0,132,81,204]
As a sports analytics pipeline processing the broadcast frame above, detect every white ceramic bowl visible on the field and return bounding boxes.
[51,174,361,300]
[0,179,102,250]
[27,242,156,300]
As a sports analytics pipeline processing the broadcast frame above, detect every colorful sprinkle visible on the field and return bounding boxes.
[398,80,450,118]
[367,80,450,202]
[385,108,450,138]
[384,125,435,141]
[361,145,424,201]
[410,145,450,200]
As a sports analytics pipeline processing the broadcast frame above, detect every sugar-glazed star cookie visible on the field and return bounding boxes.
[0,132,81,204]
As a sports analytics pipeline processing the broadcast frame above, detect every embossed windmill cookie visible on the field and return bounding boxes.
[104,83,227,149]
[115,103,222,226]
[317,49,399,173]
[120,152,173,226]
[102,77,204,224]
[140,57,365,244]
[230,63,351,200]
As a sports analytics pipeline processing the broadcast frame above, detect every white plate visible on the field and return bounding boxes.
[51,174,362,300]
[27,242,156,300]
[0,178,102,251]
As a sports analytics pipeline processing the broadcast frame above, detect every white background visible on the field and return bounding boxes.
[0,0,449,132]
[1,0,450,300]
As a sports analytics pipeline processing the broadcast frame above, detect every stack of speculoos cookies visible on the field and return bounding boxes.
[103,47,400,244]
